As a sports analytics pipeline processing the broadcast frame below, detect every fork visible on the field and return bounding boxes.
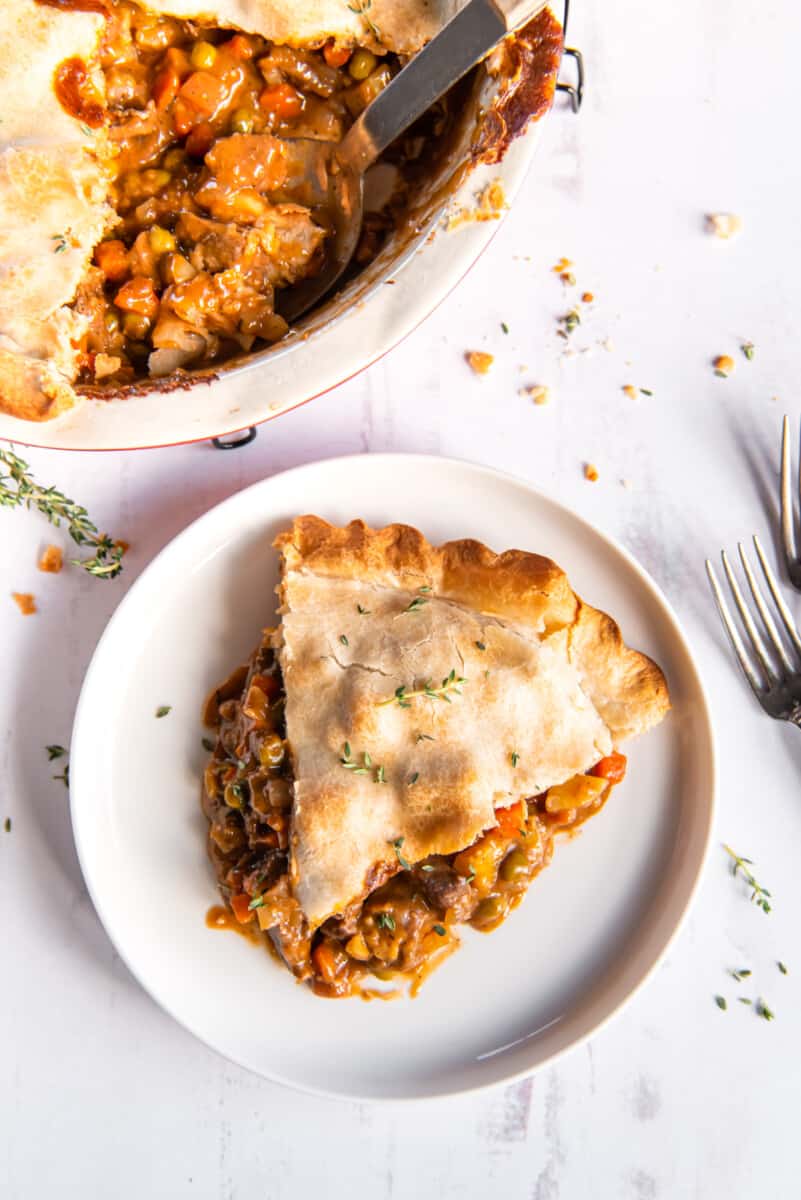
[780,414,801,588]
[706,535,801,725]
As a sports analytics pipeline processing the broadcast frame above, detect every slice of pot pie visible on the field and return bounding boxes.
[202,517,670,999]
[0,1,562,423]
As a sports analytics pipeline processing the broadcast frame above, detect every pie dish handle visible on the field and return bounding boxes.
[212,427,258,450]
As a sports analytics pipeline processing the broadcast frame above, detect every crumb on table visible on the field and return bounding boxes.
[521,384,551,405]
[705,213,743,239]
[466,351,494,376]
[11,593,36,615]
[622,384,638,400]
[38,545,63,574]
[713,354,735,377]
[584,463,599,482]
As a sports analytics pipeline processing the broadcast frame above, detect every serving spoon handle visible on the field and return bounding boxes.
[338,0,550,174]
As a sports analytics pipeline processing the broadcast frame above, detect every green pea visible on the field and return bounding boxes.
[499,847,529,883]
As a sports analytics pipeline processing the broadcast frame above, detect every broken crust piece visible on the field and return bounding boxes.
[273,516,670,929]
[0,2,111,423]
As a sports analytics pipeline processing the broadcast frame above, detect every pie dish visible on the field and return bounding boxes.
[202,515,670,998]
[0,1,562,424]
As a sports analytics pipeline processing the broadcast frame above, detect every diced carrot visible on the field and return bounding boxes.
[94,239,130,283]
[185,120,215,159]
[323,40,352,68]
[494,799,527,839]
[114,276,159,319]
[164,47,193,79]
[153,66,180,110]
[591,752,627,784]
[312,939,341,985]
[259,83,304,119]
[11,593,36,616]
[225,33,255,60]
[38,545,63,574]
[179,71,226,116]
[230,893,255,924]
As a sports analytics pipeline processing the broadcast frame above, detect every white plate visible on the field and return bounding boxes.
[70,455,715,1100]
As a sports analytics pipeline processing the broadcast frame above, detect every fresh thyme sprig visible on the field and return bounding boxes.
[723,844,772,913]
[378,669,467,709]
[0,449,125,580]
[391,836,412,870]
[340,742,387,784]
[346,0,381,41]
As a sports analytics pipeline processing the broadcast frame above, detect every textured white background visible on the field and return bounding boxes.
[3,0,801,1194]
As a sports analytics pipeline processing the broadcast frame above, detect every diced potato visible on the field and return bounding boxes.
[545,774,607,813]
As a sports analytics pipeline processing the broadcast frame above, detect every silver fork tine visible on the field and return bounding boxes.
[705,558,765,695]
[753,534,801,656]
[720,550,778,683]
[780,414,796,571]
[738,541,795,675]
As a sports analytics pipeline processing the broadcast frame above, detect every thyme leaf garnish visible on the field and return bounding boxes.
[433,924,447,936]
[730,968,752,983]
[404,597,428,613]
[0,449,125,580]
[714,995,727,1011]
[408,772,419,785]
[741,341,755,360]
[3,818,10,833]
[416,733,435,742]
[378,668,467,708]
[511,751,520,767]
[346,0,381,41]
[376,911,396,931]
[778,961,788,975]
[46,745,66,761]
[391,836,412,871]
[723,844,772,912]
[340,743,386,784]
[357,604,370,615]
[756,998,775,1021]
[248,895,266,910]
[155,705,171,718]
[475,641,486,651]
[53,764,69,788]
[202,737,215,753]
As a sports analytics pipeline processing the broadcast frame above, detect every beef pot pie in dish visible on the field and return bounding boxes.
[0,1,563,423]
[202,517,670,999]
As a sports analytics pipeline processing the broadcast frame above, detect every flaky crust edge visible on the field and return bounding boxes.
[274,515,670,741]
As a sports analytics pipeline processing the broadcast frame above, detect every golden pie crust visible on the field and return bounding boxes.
[274,516,670,929]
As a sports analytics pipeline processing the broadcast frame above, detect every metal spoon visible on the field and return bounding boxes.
[278,0,549,321]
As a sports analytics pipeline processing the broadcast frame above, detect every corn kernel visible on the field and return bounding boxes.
[713,354,735,377]
[465,350,493,375]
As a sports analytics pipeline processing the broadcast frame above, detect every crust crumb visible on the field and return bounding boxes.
[446,180,507,231]
[521,384,550,405]
[706,213,743,239]
[38,545,63,574]
[622,384,638,400]
[584,463,599,483]
[466,351,494,376]
[11,592,36,615]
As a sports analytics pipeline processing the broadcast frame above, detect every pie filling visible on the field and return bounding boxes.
[65,1,443,385]
[202,630,629,999]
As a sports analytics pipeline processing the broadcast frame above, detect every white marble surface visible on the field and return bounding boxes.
[3,0,801,1194]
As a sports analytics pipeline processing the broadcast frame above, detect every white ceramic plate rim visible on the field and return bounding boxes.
[70,454,716,1101]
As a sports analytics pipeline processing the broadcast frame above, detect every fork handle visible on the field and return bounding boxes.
[338,0,549,175]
